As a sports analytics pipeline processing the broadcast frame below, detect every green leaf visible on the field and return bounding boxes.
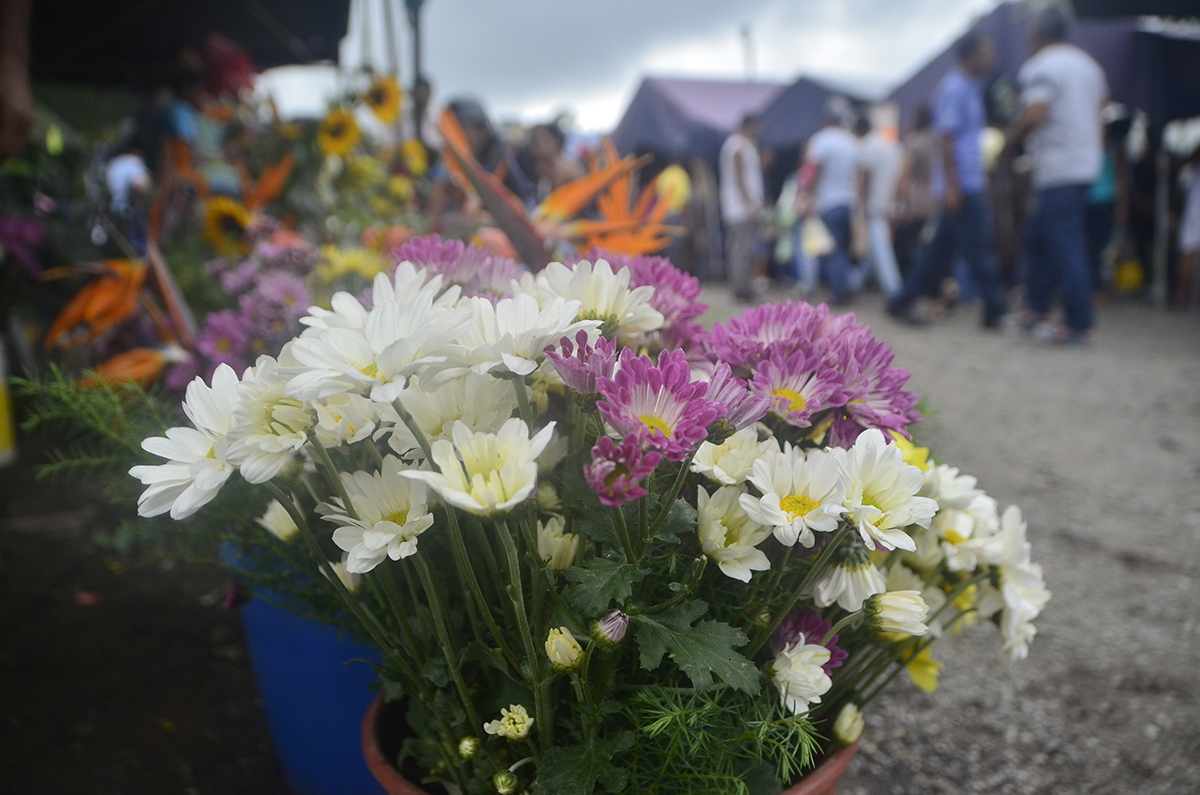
[656,498,697,545]
[565,557,644,616]
[632,600,761,695]
[534,732,634,795]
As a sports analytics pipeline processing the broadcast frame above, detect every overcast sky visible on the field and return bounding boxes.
[259,0,999,131]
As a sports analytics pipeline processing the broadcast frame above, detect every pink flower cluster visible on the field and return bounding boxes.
[393,234,523,302]
[700,301,920,445]
[544,331,618,398]
[170,233,318,388]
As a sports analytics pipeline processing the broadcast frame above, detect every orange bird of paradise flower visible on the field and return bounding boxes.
[44,260,149,350]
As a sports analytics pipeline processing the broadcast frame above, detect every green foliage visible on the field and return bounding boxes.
[565,557,645,617]
[624,687,819,795]
[533,732,634,795]
[632,600,760,695]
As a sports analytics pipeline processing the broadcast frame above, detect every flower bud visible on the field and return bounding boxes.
[833,702,864,746]
[545,627,583,672]
[493,771,518,794]
[483,704,533,740]
[866,590,929,636]
[592,609,629,646]
[457,736,479,759]
[537,516,579,573]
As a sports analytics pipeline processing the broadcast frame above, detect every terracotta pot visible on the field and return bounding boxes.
[363,694,861,795]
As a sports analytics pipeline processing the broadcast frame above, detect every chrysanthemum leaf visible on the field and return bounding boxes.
[632,600,760,695]
[533,731,634,795]
[565,557,645,616]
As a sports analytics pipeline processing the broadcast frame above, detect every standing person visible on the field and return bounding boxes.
[1085,112,1129,300]
[530,122,584,201]
[719,114,765,301]
[1007,4,1109,343]
[887,31,1009,328]
[858,103,904,298]
[893,104,938,278]
[799,96,860,304]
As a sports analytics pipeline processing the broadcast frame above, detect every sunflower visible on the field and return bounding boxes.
[318,107,361,157]
[202,196,252,256]
[400,138,428,177]
[317,245,390,282]
[365,75,402,124]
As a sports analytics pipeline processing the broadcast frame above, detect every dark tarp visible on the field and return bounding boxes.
[888,1,1200,126]
[31,0,350,87]
[611,77,784,166]
[758,76,866,151]
[1075,0,1200,17]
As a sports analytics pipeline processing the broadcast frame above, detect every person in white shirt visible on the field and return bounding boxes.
[1007,4,1108,342]
[799,96,860,304]
[719,114,765,301]
[857,103,904,298]
[105,136,152,253]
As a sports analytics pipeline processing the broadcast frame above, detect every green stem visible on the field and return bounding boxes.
[612,505,637,564]
[517,509,585,628]
[412,554,480,731]
[626,557,707,616]
[497,519,552,753]
[445,508,520,668]
[392,399,436,465]
[647,449,698,539]
[820,610,864,647]
[308,433,358,520]
[511,375,535,426]
[748,523,854,656]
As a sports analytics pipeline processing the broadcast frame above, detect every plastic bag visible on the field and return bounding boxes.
[801,216,835,258]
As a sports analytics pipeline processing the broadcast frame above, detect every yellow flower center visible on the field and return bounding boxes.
[944,529,966,545]
[773,387,806,413]
[780,494,819,521]
[640,415,672,438]
[205,446,216,460]
[216,337,232,353]
[861,495,887,527]
[360,362,379,378]
[382,510,409,526]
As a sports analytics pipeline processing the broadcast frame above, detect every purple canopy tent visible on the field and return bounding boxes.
[610,77,784,166]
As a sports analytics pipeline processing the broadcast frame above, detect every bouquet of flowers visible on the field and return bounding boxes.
[129,240,1049,795]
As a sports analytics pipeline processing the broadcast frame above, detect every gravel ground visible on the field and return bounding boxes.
[701,288,1200,795]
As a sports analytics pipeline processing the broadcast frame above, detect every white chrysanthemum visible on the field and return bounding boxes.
[298,264,459,335]
[841,429,937,552]
[321,555,362,592]
[975,506,1050,662]
[321,455,435,573]
[434,293,598,380]
[519,259,663,343]
[314,392,379,447]
[979,504,1034,568]
[256,499,299,542]
[771,641,832,716]
[129,364,241,519]
[833,703,864,745]
[740,444,845,548]
[810,558,887,612]
[866,590,930,635]
[537,430,569,476]
[384,373,517,456]
[698,485,772,582]
[545,627,583,672]
[287,291,470,403]
[483,704,533,740]
[933,492,999,573]
[226,356,312,484]
[691,427,778,486]
[920,463,984,510]
[537,515,579,572]
[299,290,370,334]
[402,418,554,515]
[886,563,947,636]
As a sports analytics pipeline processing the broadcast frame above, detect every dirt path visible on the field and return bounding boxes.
[702,289,1200,795]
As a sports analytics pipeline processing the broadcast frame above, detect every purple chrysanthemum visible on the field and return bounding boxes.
[827,332,921,448]
[392,234,522,301]
[584,433,662,506]
[704,300,837,376]
[196,309,249,372]
[586,250,707,330]
[255,239,320,274]
[257,269,311,323]
[544,330,617,398]
[750,346,847,429]
[597,349,724,462]
[704,362,769,432]
[771,609,848,674]
[220,258,260,295]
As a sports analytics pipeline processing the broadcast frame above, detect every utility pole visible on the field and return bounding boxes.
[406,0,426,145]
[741,23,755,81]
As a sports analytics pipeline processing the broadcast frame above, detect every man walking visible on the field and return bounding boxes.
[1008,5,1108,342]
[887,32,1009,327]
[719,114,765,301]
[858,103,905,299]
[800,96,860,304]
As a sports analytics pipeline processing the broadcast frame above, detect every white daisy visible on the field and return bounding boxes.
[322,455,435,573]
[920,463,985,511]
[402,418,555,516]
[226,355,313,484]
[698,485,772,582]
[129,364,241,519]
[518,259,662,344]
[384,373,517,457]
[256,499,299,542]
[691,426,778,486]
[810,555,887,612]
[770,641,832,716]
[739,444,845,548]
[933,492,999,573]
[536,515,579,572]
[885,563,947,636]
[313,392,380,448]
[840,429,937,552]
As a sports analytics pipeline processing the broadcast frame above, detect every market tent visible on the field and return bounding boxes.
[758,76,867,151]
[31,0,351,87]
[887,1,1200,126]
[610,77,784,166]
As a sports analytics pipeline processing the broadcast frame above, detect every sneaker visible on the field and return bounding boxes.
[1031,321,1059,342]
[1050,326,1091,345]
[983,312,1013,331]
[886,303,928,327]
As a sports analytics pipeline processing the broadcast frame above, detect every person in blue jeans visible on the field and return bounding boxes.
[1007,6,1108,342]
[887,32,1009,327]
[800,96,860,304]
